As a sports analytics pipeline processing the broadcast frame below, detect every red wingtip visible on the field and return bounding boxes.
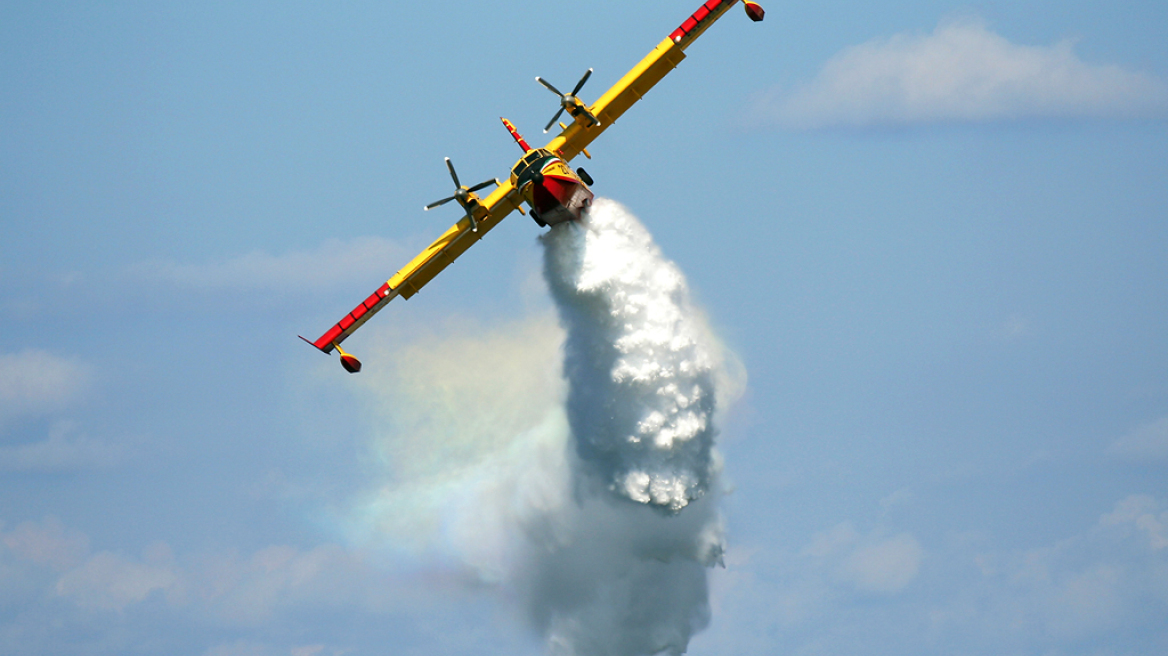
[744,2,765,21]
[300,335,331,354]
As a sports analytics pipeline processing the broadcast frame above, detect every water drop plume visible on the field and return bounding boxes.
[543,198,722,513]
[526,198,732,655]
[346,198,739,656]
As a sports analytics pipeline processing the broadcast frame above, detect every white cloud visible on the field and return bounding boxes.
[1101,494,1168,550]
[1,514,420,626]
[0,350,90,423]
[988,496,1168,639]
[0,352,117,473]
[200,640,276,656]
[128,237,408,295]
[0,420,129,472]
[188,543,402,626]
[0,513,479,652]
[758,18,1168,128]
[1107,416,1168,462]
[2,516,90,571]
[289,645,334,656]
[702,494,1168,654]
[56,549,178,612]
[801,521,860,559]
[838,533,923,594]
[0,516,416,625]
[801,522,924,594]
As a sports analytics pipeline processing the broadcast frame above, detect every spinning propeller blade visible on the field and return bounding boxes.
[445,157,461,188]
[537,68,596,132]
[423,157,498,232]
[535,77,562,96]
[570,68,592,96]
[543,107,566,133]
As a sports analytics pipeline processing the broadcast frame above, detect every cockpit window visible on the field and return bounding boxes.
[512,149,559,187]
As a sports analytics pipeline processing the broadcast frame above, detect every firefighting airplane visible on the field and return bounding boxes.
[303,0,765,373]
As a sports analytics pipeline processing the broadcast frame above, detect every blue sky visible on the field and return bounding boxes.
[2,1,1167,654]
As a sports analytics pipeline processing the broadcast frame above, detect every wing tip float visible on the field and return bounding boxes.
[303,0,764,373]
[300,336,362,373]
[744,2,766,23]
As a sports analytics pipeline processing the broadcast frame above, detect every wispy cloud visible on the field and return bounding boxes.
[0,515,418,632]
[802,522,924,594]
[1101,494,1168,550]
[0,352,124,472]
[56,548,179,612]
[2,516,90,571]
[704,494,1168,653]
[0,350,91,423]
[1108,417,1168,462]
[0,421,130,472]
[128,237,408,295]
[756,18,1168,128]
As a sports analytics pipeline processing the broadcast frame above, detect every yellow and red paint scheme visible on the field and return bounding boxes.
[517,154,593,226]
[303,0,763,371]
[503,118,594,226]
[670,1,765,47]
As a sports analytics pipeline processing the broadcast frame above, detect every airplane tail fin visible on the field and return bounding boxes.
[501,117,533,152]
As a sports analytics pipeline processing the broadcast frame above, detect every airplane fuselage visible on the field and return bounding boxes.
[509,148,594,226]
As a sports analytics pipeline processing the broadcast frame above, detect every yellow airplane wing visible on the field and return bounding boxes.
[386,182,525,300]
[303,0,763,372]
[301,181,525,367]
[546,0,763,161]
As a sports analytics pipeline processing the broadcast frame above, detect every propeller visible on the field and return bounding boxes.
[424,158,498,232]
[536,68,597,133]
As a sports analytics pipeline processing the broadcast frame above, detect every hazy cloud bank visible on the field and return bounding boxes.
[0,516,417,655]
[755,19,1168,128]
[702,494,1168,655]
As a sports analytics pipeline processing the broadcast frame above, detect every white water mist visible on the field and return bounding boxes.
[543,198,721,513]
[348,198,736,656]
[527,198,729,655]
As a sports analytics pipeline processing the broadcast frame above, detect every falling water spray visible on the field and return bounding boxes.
[350,198,736,656]
[525,198,730,655]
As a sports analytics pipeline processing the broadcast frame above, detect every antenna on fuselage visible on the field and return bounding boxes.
[501,118,532,152]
